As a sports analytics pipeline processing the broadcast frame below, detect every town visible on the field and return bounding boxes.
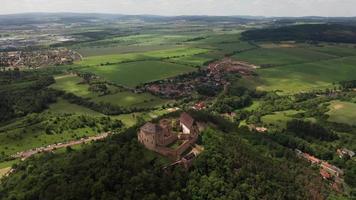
[0,48,82,70]
[140,58,257,99]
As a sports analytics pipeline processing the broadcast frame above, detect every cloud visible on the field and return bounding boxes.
[1,0,355,17]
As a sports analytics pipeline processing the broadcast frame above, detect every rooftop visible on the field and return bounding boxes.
[180,112,194,129]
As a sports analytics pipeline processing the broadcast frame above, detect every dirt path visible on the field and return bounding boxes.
[12,132,111,160]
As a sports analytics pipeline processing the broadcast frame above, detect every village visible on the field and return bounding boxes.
[0,48,82,70]
[138,112,205,168]
[140,58,257,99]
[296,148,355,192]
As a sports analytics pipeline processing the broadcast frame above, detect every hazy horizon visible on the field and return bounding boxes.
[1,0,356,17]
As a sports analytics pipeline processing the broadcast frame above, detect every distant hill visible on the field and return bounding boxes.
[241,24,356,44]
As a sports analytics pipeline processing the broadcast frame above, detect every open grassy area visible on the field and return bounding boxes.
[233,47,337,67]
[166,54,213,67]
[80,60,196,87]
[92,91,170,108]
[78,47,210,67]
[50,74,97,98]
[48,99,104,116]
[0,122,98,156]
[327,101,356,126]
[76,45,180,57]
[256,56,356,93]
[261,110,304,128]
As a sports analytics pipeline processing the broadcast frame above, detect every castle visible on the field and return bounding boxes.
[138,112,199,160]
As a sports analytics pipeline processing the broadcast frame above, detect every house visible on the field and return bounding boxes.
[320,168,332,180]
[302,153,321,165]
[321,161,344,177]
[180,112,195,134]
[337,148,355,159]
[193,102,206,110]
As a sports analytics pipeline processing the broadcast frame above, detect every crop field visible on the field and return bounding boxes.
[327,101,356,126]
[166,54,213,67]
[212,41,257,54]
[50,75,96,98]
[256,56,356,93]
[76,45,179,57]
[78,47,210,67]
[92,91,170,108]
[80,61,196,87]
[48,99,104,116]
[309,45,356,57]
[233,47,337,67]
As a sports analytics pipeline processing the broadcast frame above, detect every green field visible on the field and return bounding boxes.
[76,45,179,57]
[92,91,170,108]
[233,48,337,67]
[0,118,99,156]
[80,61,196,87]
[261,110,304,128]
[327,101,356,126]
[78,47,210,67]
[256,56,356,93]
[50,75,97,98]
[48,99,104,116]
[167,54,213,67]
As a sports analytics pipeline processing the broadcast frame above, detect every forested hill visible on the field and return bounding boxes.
[241,24,356,43]
[0,112,330,200]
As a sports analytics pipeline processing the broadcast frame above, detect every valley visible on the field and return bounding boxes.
[0,14,356,199]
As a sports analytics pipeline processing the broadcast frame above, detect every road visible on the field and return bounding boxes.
[12,132,111,160]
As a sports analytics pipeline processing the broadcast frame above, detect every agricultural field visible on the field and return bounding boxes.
[78,47,210,67]
[233,47,337,67]
[256,56,356,93]
[76,45,179,57]
[50,74,97,98]
[48,99,104,116]
[91,91,170,108]
[327,100,356,126]
[79,61,196,87]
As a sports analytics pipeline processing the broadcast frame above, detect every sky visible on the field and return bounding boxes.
[1,0,356,17]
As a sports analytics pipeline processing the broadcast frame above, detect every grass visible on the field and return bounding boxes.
[0,122,98,156]
[76,45,180,57]
[256,56,356,94]
[242,101,261,112]
[50,74,96,98]
[92,91,170,108]
[233,48,337,67]
[78,47,210,67]
[166,54,213,67]
[79,61,196,87]
[261,110,304,129]
[48,99,104,116]
[327,101,356,126]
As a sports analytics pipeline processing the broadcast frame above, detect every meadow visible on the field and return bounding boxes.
[233,47,337,67]
[256,56,356,93]
[261,110,304,129]
[79,60,196,87]
[91,91,171,108]
[327,100,356,126]
[50,75,97,98]
[48,99,104,116]
[78,47,210,67]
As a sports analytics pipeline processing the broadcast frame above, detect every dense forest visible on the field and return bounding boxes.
[241,24,356,43]
[0,112,330,200]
